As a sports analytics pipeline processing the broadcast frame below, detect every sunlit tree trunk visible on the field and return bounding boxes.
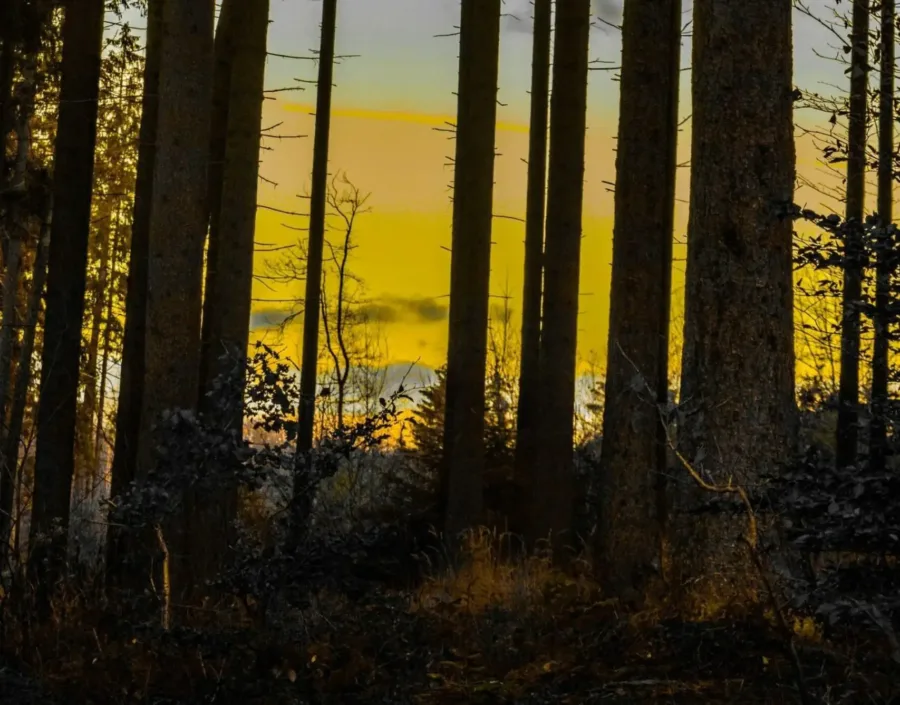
[440,0,502,539]
[512,0,551,536]
[29,0,105,602]
[836,0,870,469]
[675,0,796,615]
[135,0,214,599]
[596,0,682,604]
[870,0,893,472]
[292,0,338,543]
[527,0,590,551]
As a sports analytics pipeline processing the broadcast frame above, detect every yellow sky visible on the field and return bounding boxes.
[251,98,835,377]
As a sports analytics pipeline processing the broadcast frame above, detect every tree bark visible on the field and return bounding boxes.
[527,0,590,552]
[440,0,502,540]
[596,0,682,604]
[836,0,870,469]
[292,0,338,543]
[675,0,797,615]
[199,0,235,396]
[870,0,893,472]
[512,0,551,536]
[194,0,268,586]
[0,194,49,568]
[107,0,162,589]
[135,0,214,599]
[29,0,105,601]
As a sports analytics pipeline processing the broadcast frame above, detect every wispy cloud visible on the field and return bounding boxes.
[358,297,448,325]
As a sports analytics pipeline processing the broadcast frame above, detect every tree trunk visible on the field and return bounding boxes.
[194,0,268,587]
[79,203,114,497]
[527,0,590,551]
[135,0,214,604]
[836,0,870,469]
[292,0,338,543]
[107,0,162,589]
[595,0,682,604]
[675,0,796,616]
[870,0,893,472]
[199,0,235,396]
[29,0,105,602]
[440,0,502,540]
[512,0,551,536]
[0,194,49,568]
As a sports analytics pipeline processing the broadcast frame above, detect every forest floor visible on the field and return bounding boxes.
[1,550,897,704]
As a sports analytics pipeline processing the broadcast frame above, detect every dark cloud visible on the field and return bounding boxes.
[358,297,448,325]
[250,308,295,330]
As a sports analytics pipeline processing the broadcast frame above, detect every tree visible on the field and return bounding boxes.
[674,0,797,614]
[512,0,551,535]
[194,0,269,585]
[29,0,105,599]
[870,0,893,472]
[293,0,338,542]
[595,0,682,604]
[134,0,214,598]
[440,0,502,540]
[527,0,590,550]
[108,0,162,580]
[836,0,870,469]
[199,0,235,396]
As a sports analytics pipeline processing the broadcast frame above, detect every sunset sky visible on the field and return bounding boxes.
[125,1,858,383]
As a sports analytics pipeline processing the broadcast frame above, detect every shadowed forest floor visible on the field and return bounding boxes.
[1,550,896,704]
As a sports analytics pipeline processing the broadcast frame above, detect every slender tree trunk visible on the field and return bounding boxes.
[512,0,551,536]
[0,195,49,567]
[79,204,114,496]
[93,221,122,482]
[870,0,893,472]
[527,0,590,551]
[675,0,796,615]
[440,0,502,540]
[194,0,268,586]
[292,0,338,542]
[837,0,870,469]
[106,0,162,589]
[199,0,235,395]
[135,0,214,601]
[596,0,682,604]
[29,0,105,602]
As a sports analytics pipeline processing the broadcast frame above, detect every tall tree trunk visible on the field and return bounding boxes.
[106,0,162,589]
[836,0,870,469]
[870,0,893,472]
[0,193,49,568]
[440,0,502,540]
[527,0,590,551]
[596,0,682,604]
[675,0,796,615]
[199,0,235,395]
[79,203,114,497]
[292,0,338,543]
[512,0,551,536]
[135,0,214,601]
[93,221,122,483]
[194,0,268,587]
[29,0,105,601]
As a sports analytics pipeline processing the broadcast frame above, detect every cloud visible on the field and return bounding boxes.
[358,297,448,325]
[250,307,296,331]
[593,0,623,24]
